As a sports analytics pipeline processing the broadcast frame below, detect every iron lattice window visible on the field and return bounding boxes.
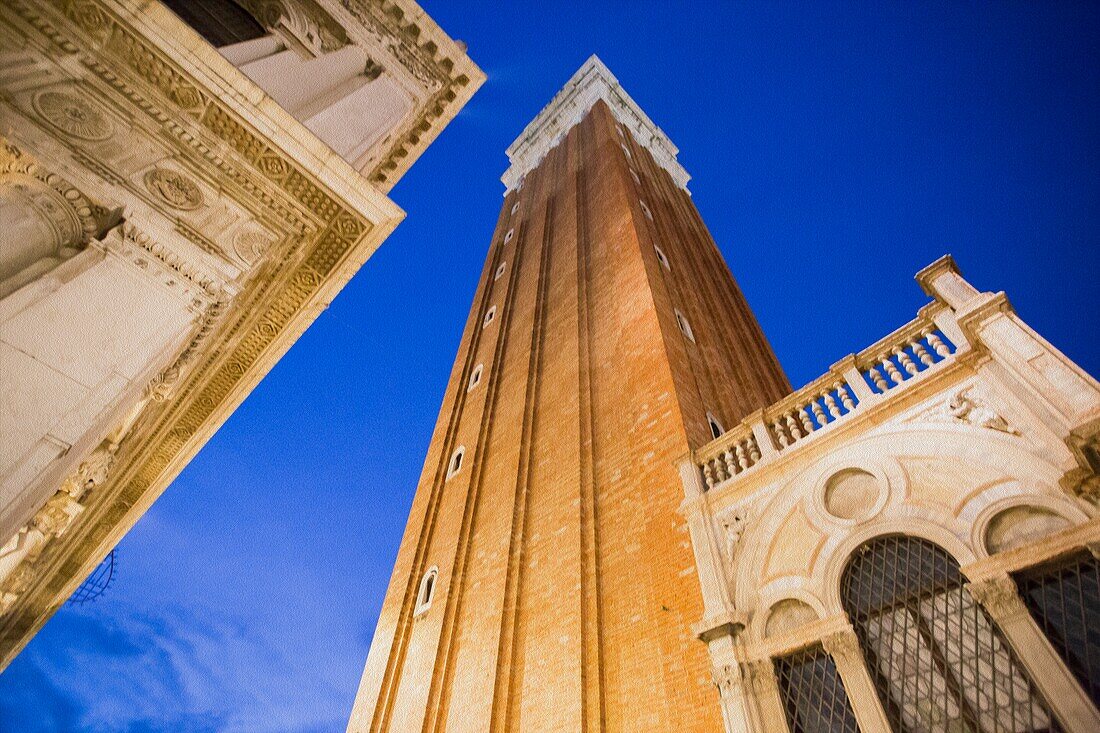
[841,535,1060,733]
[775,646,860,733]
[1015,551,1100,706]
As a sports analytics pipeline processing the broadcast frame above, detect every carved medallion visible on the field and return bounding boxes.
[33,90,113,141]
[233,229,273,266]
[144,168,203,211]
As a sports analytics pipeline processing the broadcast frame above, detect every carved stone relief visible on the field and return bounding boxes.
[32,89,114,141]
[143,167,204,211]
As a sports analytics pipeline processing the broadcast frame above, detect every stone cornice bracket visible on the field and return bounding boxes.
[693,609,749,643]
[501,55,690,193]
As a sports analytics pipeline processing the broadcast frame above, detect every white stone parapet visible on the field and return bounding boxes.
[502,55,690,193]
[694,278,966,491]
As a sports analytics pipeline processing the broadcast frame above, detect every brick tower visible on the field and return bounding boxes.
[348,56,790,732]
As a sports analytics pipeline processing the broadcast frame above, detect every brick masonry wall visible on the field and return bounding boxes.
[348,101,790,732]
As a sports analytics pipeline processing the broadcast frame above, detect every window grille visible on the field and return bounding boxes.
[775,645,860,733]
[841,535,1059,733]
[1015,551,1100,706]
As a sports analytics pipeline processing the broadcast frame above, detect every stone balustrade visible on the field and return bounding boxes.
[696,307,961,490]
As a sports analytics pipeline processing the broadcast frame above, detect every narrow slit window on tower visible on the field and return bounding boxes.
[504,228,515,244]
[675,309,695,343]
[616,125,625,139]
[414,567,438,616]
[483,306,497,328]
[495,262,507,281]
[468,364,483,392]
[707,413,725,440]
[510,202,519,215]
[621,143,632,159]
[447,447,465,478]
[654,244,671,270]
[639,200,653,221]
[630,169,641,186]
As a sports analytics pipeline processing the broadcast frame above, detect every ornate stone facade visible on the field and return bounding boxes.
[683,257,1100,731]
[0,0,482,669]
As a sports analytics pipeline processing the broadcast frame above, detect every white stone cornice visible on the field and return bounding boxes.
[502,55,690,193]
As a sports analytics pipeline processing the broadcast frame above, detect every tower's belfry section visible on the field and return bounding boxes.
[348,56,790,732]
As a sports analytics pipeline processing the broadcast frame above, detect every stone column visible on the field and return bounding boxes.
[0,173,85,299]
[968,574,1100,732]
[821,627,892,733]
[744,657,789,732]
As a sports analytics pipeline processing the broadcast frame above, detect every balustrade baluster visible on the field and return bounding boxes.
[723,450,737,478]
[837,382,855,411]
[881,355,902,386]
[798,406,813,433]
[868,365,888,391]
[785,413,803,441]
[823,390,841,419]
[926,329,951,357]
[895,346,918,376]
[811,399,827,427]
[748,439,761,463]
[703,462,716,488]
[734,442,749,470]
[773,422,790,448]
[912,337,934,367]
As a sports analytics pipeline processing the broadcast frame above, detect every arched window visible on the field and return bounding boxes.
[674,309,695,343]
[707,413,724,440]
[775,646,860,733]
[468,364,483,392]
[446,447,465,478]
[653,244,670,271]
[415,566,438,616]
[1015,551,1100,705]
[841,535,1057,732]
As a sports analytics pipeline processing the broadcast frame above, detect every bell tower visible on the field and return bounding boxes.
[349,56,790,732]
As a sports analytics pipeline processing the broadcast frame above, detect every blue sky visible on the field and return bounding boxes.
[2,2,1098,731]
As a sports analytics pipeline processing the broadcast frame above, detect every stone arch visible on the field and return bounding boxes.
[839,533,1058,732]
[818,514,975,615]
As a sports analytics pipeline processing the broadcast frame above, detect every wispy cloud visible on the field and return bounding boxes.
[0,599,349,733]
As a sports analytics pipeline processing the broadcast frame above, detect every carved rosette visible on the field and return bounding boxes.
[966,575,1027,621]
[33,89,114,141]
[144,168,203,211]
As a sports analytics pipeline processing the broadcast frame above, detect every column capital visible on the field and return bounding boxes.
[967,574,1027,621]
[746,657,779,696]
[821,627,863,667]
